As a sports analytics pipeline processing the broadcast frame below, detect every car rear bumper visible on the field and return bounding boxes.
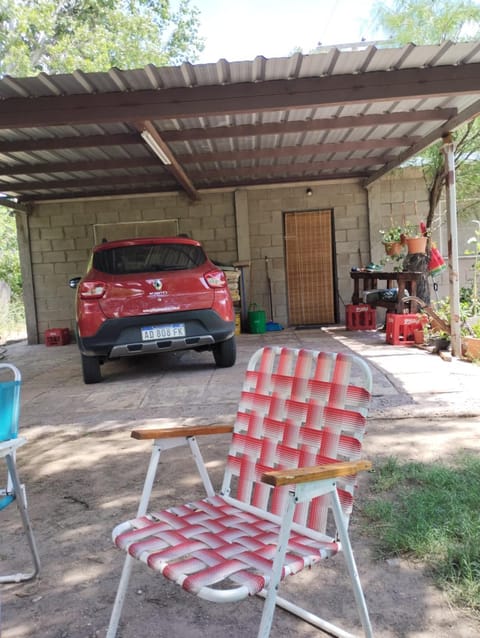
[77,309,235,358]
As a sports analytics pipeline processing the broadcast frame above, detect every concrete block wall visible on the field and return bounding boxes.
[22,170,428,343]
[244,180,369,326]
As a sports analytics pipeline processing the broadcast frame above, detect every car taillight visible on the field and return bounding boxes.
[204,269,227,289]
[79,281,106,299]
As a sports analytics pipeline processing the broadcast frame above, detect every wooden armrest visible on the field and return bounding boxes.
[261,459,372,487]
[131,424,234,440]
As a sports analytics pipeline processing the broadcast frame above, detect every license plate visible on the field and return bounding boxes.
[141,323,186,341]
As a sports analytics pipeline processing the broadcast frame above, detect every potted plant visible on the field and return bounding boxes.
[420,298,451,353]
[413,313,429,344]
[379,225,404,256]
[426,292,480,362]
[401,221,428,254]
[427,329,451,353]
[412,224,480,361]
[461,222,480,361]
[462,319,480,361]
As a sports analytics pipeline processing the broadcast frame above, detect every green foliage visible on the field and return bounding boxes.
[427,222,480,338]
[0,0,204,76]
[379,220,426,242]
[402,220,426,238]
[464,219,480,299]
[0,209,25,341]
[362,454,480,611]
[428,288,480,339]
[0,296,25,343]
[0,209,22,296]
[372,0,480,45]
[469,320,480,339]
[460,220,480,337]
[379,225,404,243]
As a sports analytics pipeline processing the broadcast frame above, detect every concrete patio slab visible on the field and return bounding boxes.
[1,327,480,638]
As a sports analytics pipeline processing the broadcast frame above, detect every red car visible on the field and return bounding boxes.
[70,237,236,383]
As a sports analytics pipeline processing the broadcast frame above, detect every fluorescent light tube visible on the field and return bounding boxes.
[141,129,172,165]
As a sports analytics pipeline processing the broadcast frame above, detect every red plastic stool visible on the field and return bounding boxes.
[385,314,422,345]
[346,304,376,330]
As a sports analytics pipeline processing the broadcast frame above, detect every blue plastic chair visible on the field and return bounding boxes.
[0,363,40,582]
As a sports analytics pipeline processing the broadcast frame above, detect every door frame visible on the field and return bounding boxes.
[283,208,339,327]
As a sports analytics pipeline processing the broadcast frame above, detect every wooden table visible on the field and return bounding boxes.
[350,271,423,314]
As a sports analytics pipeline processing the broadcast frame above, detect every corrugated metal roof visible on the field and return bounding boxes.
[0,40,478,205]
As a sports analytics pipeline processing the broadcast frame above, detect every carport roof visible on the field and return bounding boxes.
[0,40,479,206]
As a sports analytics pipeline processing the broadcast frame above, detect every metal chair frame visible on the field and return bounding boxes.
[107,347,374,637]
[0,363,40,583]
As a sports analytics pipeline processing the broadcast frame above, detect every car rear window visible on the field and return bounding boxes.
[93,243,207,274]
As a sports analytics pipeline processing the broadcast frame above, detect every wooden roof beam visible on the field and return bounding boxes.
[0,109,455,154]
[135,120,199,201]
[1,154,389,194]
[0,65,477,128]
[161,109,458,142]
[0,132,139,153]
[181,137,421,164]
[0,136,419,176]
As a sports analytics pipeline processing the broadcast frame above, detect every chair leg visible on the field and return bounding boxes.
[268,595,360,638]
[257,487,373,638]
[106,554,135,638]
[330,488,373,638]
[106,443,163,637]
[0,453,40,583]
[257,492,296,638]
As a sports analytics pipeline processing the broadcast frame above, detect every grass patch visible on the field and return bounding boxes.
[362,454,480,612]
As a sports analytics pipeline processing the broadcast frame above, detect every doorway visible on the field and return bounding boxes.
[284,209,337,326]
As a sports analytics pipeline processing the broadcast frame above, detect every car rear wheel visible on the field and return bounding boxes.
[81,354,102,384]
[212,337,236,368]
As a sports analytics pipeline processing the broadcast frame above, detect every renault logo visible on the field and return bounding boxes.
[152,279,163,291]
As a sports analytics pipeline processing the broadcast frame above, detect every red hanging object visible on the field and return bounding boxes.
[420,222,446,277]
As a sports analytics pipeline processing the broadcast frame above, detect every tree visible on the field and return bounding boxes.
[0,209,22,341]
[373,0,480,44]
[372,0,480,230]
[0,0,205,76]
[0,211,21,296]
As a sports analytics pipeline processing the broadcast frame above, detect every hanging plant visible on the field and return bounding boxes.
[379,225,405,257]
[401,220,429,254]
[379,225,404,244]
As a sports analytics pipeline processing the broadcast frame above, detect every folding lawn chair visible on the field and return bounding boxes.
[0,363,40,583]
[107,347,374,638]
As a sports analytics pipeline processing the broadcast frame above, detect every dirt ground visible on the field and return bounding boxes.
[1,329,480,638]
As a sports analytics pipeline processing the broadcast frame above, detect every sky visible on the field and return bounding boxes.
[194,0,385,64]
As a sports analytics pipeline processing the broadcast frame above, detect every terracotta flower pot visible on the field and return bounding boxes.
[413,328,424,344]
[405,236,427,254]
[383,241,403,256]
[462,336,480,361]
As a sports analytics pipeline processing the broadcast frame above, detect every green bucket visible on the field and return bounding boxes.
[248,304,266,334]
